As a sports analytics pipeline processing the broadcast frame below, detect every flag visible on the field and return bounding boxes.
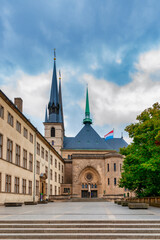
[104,129,114,140]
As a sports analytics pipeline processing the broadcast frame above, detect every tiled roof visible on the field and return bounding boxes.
[63,123,128,152]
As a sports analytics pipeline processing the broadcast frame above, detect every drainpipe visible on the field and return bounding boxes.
[33,132,37,202]
[48,149,50,199]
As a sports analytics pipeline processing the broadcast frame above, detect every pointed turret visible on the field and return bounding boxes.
[83,86,92,124]
[58,70,64,124]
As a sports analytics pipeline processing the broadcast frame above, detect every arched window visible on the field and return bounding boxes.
[51,127,55,137]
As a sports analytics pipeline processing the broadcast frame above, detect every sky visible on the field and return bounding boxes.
[0,0,160,143]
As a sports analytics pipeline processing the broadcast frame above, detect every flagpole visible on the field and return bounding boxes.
[113,128,114,138]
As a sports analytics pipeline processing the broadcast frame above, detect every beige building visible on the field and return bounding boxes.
[0,90,64,204]
[0,54,129,204]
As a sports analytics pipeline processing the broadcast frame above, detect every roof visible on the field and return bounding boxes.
[103,137,128,152]
[63,123,128,151]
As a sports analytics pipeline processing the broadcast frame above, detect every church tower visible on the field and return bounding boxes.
[44,50,64,154]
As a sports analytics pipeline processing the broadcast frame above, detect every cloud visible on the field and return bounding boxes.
[79,47,160,127]
[135,47,160,74]
[1,46,160,141]
[116,58,122,64]
[1,70,51,120]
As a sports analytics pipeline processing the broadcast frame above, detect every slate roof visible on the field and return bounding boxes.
[103,137,128,152]
[63,123,128,152]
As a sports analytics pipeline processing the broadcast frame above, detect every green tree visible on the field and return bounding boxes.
[119,103,160,197]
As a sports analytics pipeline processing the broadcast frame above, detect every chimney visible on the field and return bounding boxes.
[14,98,23,113]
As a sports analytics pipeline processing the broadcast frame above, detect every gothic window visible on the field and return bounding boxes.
[51,127,55,137]
[108,178,110,185]
[114,163,116,171]
[107,163,109,172]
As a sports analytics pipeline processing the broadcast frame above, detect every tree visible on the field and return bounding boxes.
[119,103,160,197]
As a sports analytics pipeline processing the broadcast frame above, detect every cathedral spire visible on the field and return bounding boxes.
[83,86,92,125]
[48,49,59,109]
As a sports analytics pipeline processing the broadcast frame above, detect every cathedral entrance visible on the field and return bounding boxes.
[81,190,88,198]
[91,190,97,198]
[81,190,98,198]
[78,166,101,198]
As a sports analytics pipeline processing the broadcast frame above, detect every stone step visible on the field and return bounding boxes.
[1,233,160,239]
[1,224,160,228]
[1,220,160,239]
[1,228,160,233]
[1,220,160,224]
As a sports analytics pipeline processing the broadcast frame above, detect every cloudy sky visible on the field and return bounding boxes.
[0,0,160,143]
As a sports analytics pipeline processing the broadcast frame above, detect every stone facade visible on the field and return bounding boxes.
[60,152,127,199]
[0,90,64,204]
[44,122,64,155]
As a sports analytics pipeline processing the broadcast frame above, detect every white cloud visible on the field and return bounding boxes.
[79,47,160,127]
[1,70,51,120]
[116,58,122,64]
[1,47,160,141]
[135,47,160,73]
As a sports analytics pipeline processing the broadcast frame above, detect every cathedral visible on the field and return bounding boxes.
[0,53,129,205]
[44,53,128,199]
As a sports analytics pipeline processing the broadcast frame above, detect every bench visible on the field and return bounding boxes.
[128,203,149,209]
[5,202,23,207]
[24,201,38,205]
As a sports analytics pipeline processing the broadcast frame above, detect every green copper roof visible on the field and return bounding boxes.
[83,86,92,124]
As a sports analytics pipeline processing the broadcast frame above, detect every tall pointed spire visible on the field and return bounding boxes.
[59,70,64,124]
[48,48,59,109]
[83,86,92,125]
[48,49,60,122]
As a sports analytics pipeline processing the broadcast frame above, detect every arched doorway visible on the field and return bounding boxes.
[40,173,47,201]
[78,167,101,198]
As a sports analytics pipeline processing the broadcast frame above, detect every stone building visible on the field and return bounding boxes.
[0,90,64,204]
[44,54,128,199]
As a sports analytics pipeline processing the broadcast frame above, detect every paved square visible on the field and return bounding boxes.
[0,202,160,220]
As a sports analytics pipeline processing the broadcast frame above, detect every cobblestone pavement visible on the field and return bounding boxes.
[0,202,160,220]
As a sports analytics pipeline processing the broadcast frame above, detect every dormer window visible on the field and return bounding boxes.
[51,127,55,137]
